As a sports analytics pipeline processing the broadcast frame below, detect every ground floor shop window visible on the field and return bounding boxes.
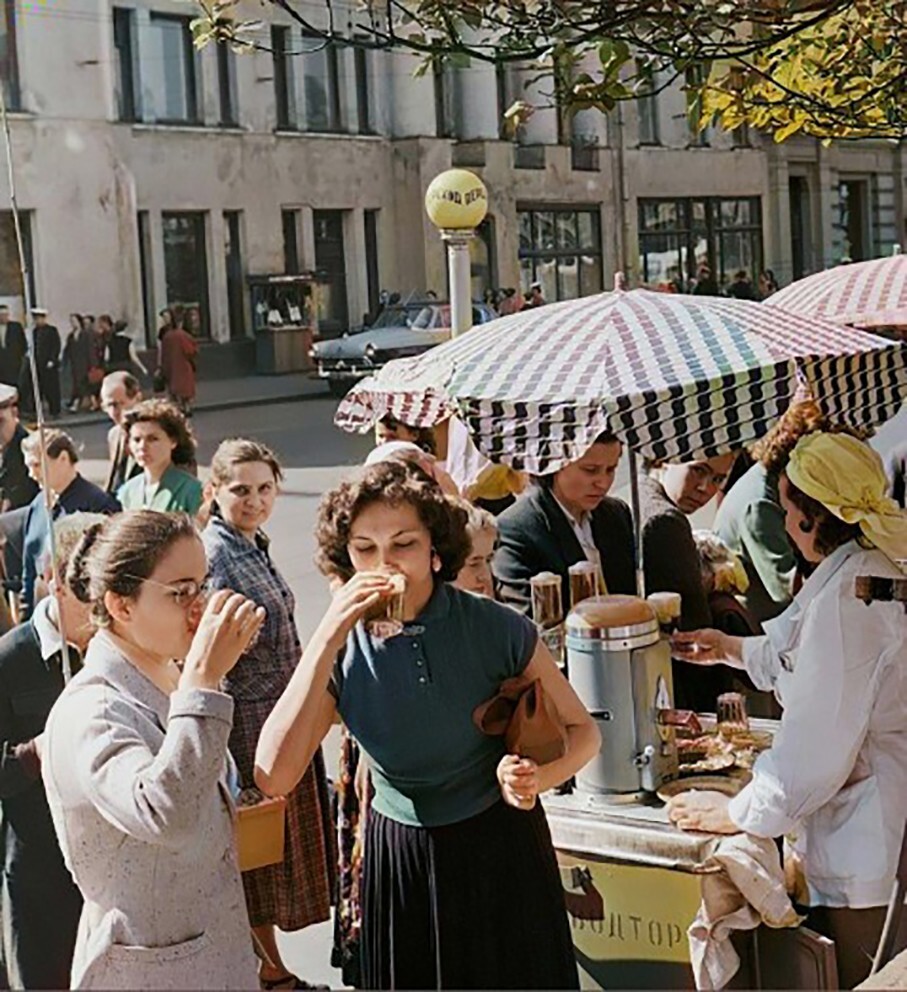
[518,207,603,303]
[162,211,209,337]
[638,196,763,293]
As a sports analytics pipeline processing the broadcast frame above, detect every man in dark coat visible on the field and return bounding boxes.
[493,433,637,615]
[100,371,143,494]
[0,515,93,988]
[0,308,25,390]
[20,309,61,419]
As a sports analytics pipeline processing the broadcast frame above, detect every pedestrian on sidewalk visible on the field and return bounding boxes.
[0,513,101,990]
[42,511,266,990]
[62,314,92,413]
[100,371,143,495]
[21,308,61,419]
[104,319,148,378]
[256,459,597,991]
[160,319,198,417]
[203,439,335,991]
[118,399,202,514]
[0,306,26,390]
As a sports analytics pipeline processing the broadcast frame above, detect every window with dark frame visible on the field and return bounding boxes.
[162,211,210,337]
[0,0,19,111]
[137,211,155,348]
[112,8,137,122]
[637,197,763,292]
[517,207,603,303]
[272,25,295,130]
[685,65,709,147]
[282,209,300,274]
[302,33,343,132]
[313,209,348,334]
[224,211,245,339]
[433,63,455,138]
[364,210,380,320]
[148,14,199,124]
[354,44,374,134]
[217,43,238,126]
[636,61,659,145]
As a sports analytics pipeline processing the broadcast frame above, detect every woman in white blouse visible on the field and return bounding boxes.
[669,431,907,990]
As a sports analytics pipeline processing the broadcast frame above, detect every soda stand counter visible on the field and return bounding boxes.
[545,593,839,990]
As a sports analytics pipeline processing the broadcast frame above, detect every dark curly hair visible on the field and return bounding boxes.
[782,475,864,558]
[315,460,470,582]
[124,398,196,467]
[377,415,437,456]
[753,400,869,476]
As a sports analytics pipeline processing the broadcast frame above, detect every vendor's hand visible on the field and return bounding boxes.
[320,572,397,645]
[182,590,266,689]
[497,754,539,811]
[667,790,740,834]
[672,629,738,667]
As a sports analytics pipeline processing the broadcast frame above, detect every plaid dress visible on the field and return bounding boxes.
[203,515,336,930]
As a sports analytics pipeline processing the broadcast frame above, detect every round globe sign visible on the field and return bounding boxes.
[424,169,489,230]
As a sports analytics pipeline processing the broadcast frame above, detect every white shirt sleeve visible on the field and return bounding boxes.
[741,635,781,691]
[728,575,883,838]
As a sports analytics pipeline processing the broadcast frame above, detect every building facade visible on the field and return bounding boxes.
[0,0,903,355]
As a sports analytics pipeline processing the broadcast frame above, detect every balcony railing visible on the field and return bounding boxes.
[570,140,599,171]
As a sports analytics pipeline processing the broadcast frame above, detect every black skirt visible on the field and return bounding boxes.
[361,799,579,990]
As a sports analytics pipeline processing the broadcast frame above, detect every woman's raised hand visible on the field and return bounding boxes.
[320,572,396,646]
[182,590,266,689]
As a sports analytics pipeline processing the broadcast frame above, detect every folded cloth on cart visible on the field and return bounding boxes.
[689,833,803,990]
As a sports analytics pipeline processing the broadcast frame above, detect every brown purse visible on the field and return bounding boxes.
[473,676,568,765]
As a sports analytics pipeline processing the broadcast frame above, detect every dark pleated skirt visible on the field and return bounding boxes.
[361,800,579,991]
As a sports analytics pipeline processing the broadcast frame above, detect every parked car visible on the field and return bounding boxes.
[311,300,497,397]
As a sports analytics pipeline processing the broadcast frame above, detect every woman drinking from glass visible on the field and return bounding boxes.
[256,460,599,990]
[42,510,265,989]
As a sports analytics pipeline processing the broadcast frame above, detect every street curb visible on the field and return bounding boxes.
[47,385,330,429]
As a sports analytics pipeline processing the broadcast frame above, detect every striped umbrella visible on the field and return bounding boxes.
[335,288,906,475]
[768,253,907,328]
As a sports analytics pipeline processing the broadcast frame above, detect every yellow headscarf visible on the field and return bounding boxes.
[786,432,907,562]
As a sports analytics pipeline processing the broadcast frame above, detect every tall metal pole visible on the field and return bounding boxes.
[444,230,474,338]
[0,80,72,681]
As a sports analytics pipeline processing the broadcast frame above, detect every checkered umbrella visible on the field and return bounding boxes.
[768,253,907,328]
[335,288,907,475]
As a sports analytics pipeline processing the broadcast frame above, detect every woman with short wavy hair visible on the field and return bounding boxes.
[257,459,599,990]
[118,399,202,514]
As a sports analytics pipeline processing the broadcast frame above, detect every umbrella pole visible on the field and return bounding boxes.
[0,81,72,682]
[628,448,646,599]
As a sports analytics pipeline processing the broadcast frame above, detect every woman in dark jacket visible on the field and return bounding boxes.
[493,431,636,615]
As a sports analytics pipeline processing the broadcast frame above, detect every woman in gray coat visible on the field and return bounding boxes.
[42,511,266,990]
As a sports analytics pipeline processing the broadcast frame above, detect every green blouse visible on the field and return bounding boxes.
[117,465,203,515]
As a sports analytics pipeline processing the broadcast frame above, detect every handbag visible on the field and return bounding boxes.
[473,675,568,766]
[152,367,166,393]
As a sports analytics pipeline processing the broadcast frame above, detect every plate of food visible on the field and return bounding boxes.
[657,775,747,803]
[676,729,772,776]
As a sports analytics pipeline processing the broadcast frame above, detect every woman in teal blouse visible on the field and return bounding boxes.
[256,459,600,990]
[118,399,202,514]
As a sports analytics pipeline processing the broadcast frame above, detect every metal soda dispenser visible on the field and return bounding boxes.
[566,594,680,798]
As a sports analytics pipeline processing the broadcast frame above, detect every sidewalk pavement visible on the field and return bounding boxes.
[50,372,332,429]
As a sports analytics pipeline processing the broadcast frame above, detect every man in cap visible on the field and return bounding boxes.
[0,307,25,390]
[0,386,37,514]
[21,308,61,418]
[100,370,143,494]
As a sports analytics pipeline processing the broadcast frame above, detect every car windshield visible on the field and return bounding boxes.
[366,303,452,331]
